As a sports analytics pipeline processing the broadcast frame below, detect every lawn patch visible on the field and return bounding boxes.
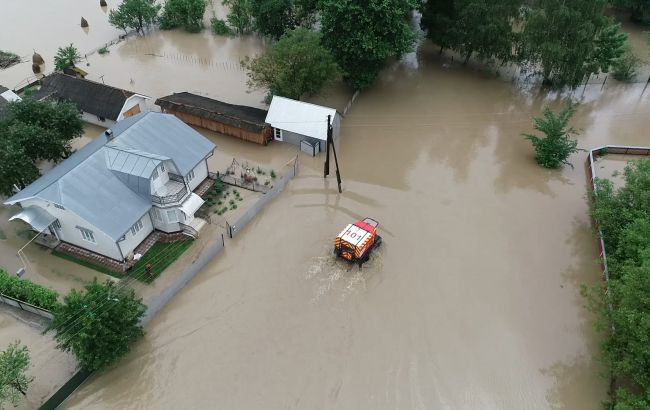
[129,240,193,284]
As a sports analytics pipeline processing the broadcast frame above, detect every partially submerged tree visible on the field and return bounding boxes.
[321,0,416,90]
[53,44,82,72]
[243,28,341,101]
[48,280,146,371]
[0,342,32,408]
[223,0,253,34]
[249,0,319,39]
[160,0,207,32]
[0,99,83,195]
[522,105,580,169]
[612,43,643,81]
[519,0,626,88]
[108,0,161,34]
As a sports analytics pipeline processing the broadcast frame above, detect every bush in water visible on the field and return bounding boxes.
[0,269,60,310]
[522,104,580,169]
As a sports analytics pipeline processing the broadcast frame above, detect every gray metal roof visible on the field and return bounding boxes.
[5,112,216,241]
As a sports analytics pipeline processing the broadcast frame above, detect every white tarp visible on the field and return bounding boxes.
[265,96,336,141]
[9,206,57,232]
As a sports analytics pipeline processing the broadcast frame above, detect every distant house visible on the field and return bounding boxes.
[0,85,21,119]
[32,73,150,127]
[156,92,271,145]
[5,113,216,268]
[265,96,341,156]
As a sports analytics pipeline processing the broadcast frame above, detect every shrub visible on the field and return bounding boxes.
[211,17,232,35]
[0,269,60,310]
[612,44,643,82]
[160,0,206,32]
[522,105,581,169]
[270,169,276,179]
[98,46,109,55]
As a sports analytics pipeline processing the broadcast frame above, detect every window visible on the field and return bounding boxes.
[52,219,61,229]
[130,219,144,235]
[274,128,283,141]
[167,210,178,223]
[77,227,95,243]
[187,170,195,181]
[98,116,106,122]
[151,208,162,221]
[53,203,65,210]
[152,168,159,180]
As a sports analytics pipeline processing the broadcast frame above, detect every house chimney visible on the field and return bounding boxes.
[105,129,114,140]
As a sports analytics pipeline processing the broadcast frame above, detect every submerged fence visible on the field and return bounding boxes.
[0,293,54,320]
[226,156,299,238]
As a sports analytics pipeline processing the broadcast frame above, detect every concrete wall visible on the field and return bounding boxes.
[18,198,123,261]
[117,212,154,258]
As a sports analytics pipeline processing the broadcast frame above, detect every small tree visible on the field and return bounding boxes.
[160,0,207,32]
[0,342,32,408]
[243,28,341,102]
[53,44,81,72]
[522,105,580,169]
[612,43,643,82]
[223,0,253,34]
[48,280,146,371]
[108,0,161,34]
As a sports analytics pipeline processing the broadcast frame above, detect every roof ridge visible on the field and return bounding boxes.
[53,73,136,96]
[272,95,336,112]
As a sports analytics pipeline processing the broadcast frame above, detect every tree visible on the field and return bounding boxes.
[0,99,82,196]
[321,0,416,90]
[0,342,32,408]
[160,0,207,32]
[243,28,341,101]
[47,280,146,371]
[108,0,161,34]
[53,44,81,72]
[522,105,580,169]
[419,0,458,54]
[612,43,643,81]
[251,0,296,39]
[612,0,650,24]
[223,0,253,34]
[519,0,626,88]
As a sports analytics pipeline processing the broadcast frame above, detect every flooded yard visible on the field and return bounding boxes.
[1,1,650,408]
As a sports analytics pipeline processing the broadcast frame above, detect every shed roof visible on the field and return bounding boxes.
[155,92,268,133]
[5,112,216,241]
[31,73,141,121]
[265,96,337,141]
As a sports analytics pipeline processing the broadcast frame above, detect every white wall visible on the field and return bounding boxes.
[150,161,171,194]
[19,198,123,261]
[150,206,182,233]
[117,212,154,257]
[81,111,116,128]
[117,95,150,121]
[187,160,208,191]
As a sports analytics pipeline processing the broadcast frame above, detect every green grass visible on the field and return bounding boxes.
[129,240,193,284]
[52,250,124,279]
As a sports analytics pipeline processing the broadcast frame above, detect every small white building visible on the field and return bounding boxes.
[0,85,21,119]
[5,112,215,263]
[32,73,150,127]
[265,96,341,156]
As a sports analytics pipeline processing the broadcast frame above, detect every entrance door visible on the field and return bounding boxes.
[274,128,283,141]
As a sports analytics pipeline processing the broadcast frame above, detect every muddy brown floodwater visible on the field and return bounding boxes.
[58,38,650,409]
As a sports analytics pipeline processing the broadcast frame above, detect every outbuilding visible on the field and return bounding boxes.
[156,92,271,145]
[265,96,341,156]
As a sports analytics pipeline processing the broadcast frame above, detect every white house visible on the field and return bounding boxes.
[32,73,150,127]
[5,112,216,263]
[0,85,21,119]
[265,96,341,156]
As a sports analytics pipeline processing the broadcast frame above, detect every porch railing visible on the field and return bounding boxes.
[151,184,188,205]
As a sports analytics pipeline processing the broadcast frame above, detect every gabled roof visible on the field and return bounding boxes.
[5,113,216,241]
[155,92,268,133]
[265,96,337,141]
[30,73,142,121]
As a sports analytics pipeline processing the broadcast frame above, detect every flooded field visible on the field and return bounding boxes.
[60,39,650,409]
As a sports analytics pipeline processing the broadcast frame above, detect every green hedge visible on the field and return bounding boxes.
[0,269,60,311]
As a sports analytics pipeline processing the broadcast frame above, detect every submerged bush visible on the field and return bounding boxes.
[612,44,643,82]
[211,17,231,35]
[0,269,60,310]
[522,104,581,169]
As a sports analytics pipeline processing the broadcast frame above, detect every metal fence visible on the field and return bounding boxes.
[0,293,54,320]
[219,173,271,193]
[227,156,299,238]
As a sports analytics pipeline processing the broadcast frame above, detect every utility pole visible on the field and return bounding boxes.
[323,115,342,193]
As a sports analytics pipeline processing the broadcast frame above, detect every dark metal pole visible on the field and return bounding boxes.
[328,118,342,193]
[323,115,330,178]
[643,74,650,95]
